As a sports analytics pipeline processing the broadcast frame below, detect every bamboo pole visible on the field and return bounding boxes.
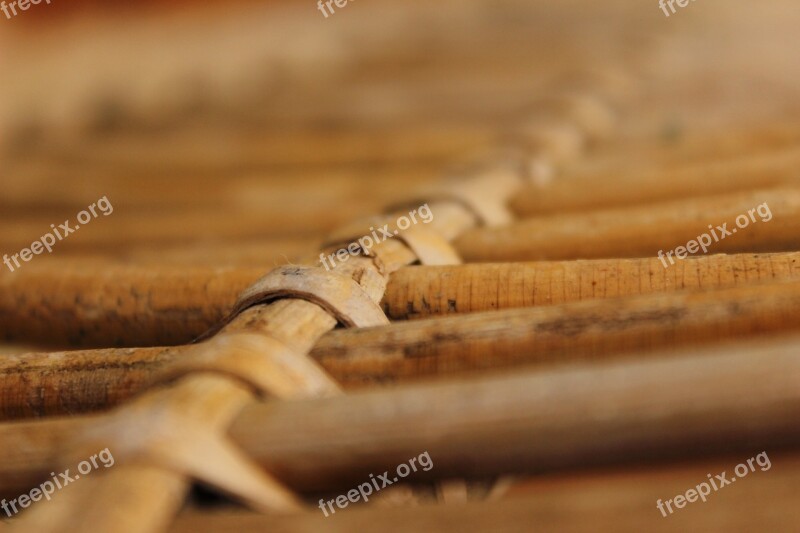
[511,146,800,216]
[1,335,799,500]
[458,187,800,262]
[4,279,800,419]
[3,252,799,349]
[385,252,800,319]
[568,120,800,175]
[168,451,800,532]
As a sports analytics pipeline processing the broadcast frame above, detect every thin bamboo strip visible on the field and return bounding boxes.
[4,279,800,418]
[1,335,799,499]
[459,187,800,262]
[168,451,800,532]
[2,252,798,348]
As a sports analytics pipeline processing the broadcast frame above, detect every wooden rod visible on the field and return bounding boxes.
[168,451,800,532]
[1,336,799,498]
[3,252,799,349]
[385,252,800,319]
[459,187,800,262]
[572,121,800,175]
[4,280,800,419]
[512,146,800,216]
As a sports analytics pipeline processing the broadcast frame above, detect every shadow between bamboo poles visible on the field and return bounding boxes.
[4,279,800,419]
[2,252,800,349]
[1,335,799,500]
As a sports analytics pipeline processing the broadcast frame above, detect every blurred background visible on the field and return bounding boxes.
[0,0,799,340]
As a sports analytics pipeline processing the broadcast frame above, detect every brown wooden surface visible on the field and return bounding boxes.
[458,188,800,262]
[3,252,799,349]
[1,335,799,501]
[170,451,800,532]
[4,279,800,418]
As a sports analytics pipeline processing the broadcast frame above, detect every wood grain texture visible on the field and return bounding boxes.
[5,279,800,418]
[458,188,800,262]
[512,146,800,216]
[3,252,799,349]
[169,451,800,532]
[1,335,799,500]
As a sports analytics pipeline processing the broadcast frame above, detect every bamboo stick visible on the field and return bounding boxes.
[4,252,800,349]
[458,187,800,262]
[385,252,800,319]
[2,335,799,500]
[568,120,800,175]
[0,159,440,204]
[5,279,800,419]
[168,451,800,532]
[512,146,800,216]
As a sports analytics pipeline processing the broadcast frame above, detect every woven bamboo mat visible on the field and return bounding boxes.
[1,1,800,531]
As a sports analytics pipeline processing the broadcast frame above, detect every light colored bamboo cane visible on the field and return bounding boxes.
[4,279,800,419]
[458,187,800,262]
[1,335,799,500]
